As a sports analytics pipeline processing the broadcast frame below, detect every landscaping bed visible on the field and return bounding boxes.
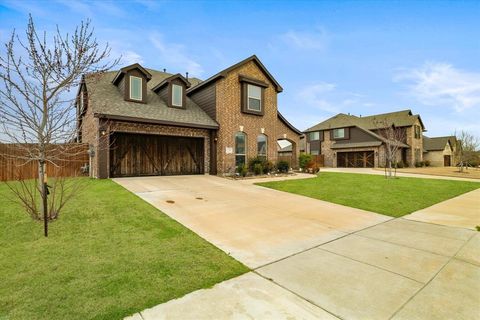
[0,179,248,320]
[257,172,480,217]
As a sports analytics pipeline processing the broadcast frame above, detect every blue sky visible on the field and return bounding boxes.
[1,0,479,136]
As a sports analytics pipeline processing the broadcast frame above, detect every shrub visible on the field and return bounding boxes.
[277,160,289,173]
[263,160,275,174]
[248,157,275,174]
[253,163,263,175]
[248,157,264,172]
[236,164,248,177]
[424,160,431,167]
[415,161,424,168]
[299,153,313,170]
[395,161,405,168]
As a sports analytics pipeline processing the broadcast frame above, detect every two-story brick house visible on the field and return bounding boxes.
[304,110,425,168]
[77,55,301,178]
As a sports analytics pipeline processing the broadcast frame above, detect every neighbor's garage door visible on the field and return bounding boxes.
[110,133,204,177]
[337,151,374,168]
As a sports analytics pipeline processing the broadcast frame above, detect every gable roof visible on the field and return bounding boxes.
[187,55,283,94]
[305,109,425,133]
[112,63,153,85]
[152,73,191,92]
[85,68,218,129]
[423,136,453,151]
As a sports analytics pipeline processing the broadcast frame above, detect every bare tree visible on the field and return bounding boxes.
[374,119,407,178]
[454,130,480,172]
[0,15,118,236]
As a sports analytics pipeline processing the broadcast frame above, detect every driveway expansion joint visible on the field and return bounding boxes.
[387,231,476,320]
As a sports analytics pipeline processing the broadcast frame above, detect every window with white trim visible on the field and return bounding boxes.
[247,84,262,112]
[129,76,142,100]
[333,128,345,139]
[172,84,183,107]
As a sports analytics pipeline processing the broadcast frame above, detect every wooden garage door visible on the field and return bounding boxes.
[337,151,374,168]
[110,133,204,177]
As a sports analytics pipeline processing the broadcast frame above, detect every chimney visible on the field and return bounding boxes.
[186,72,189,80]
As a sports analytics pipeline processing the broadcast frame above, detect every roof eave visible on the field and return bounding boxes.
[94,113,219,130]
[278,112,302,135]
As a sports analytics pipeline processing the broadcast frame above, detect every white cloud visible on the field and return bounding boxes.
[394,62,480,112]
[149,33,204,77]
[54,0,126,17]
[298,82,338,113]
[119,50,144,66]
[280,28,330,51]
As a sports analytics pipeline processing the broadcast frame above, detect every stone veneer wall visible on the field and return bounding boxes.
[320,130,334,167]
[214,60,300,173]
[405,118,424,166]
[423,144,452,167]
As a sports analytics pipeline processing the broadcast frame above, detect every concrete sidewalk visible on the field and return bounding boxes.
[321,167,480,182]
[404,188,480,230]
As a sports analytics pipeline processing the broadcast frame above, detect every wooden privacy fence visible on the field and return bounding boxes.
[0,143,89,181]
[313,155,325,167]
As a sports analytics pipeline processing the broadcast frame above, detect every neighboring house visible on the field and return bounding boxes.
[423,136,456,166]
[77,55,301,178]
[304,110,425,168]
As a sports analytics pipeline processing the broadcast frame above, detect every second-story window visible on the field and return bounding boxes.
[172,84,183,107]
[414,125,421,139]
[130,76,142,101]
[333,128,345,139]
[247,84,262,112]
[309,131,320,141]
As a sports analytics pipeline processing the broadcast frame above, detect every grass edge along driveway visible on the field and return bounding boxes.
[257,172,479,217]
[0,179,248,320]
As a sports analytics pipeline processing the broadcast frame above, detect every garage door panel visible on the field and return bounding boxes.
[110,133,204,177]
[337,151,374,168]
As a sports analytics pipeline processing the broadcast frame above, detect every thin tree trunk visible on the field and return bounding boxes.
[38,160,48,237]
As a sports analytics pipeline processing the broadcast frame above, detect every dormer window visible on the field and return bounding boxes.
[112,63,152,104]
[130,76,143,101]
[172,84,183,107]
[152,73,190,109]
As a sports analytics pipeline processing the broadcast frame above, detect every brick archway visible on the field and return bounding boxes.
[277,138,298,168]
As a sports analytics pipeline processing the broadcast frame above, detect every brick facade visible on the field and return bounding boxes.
[80,57,301,178]
[215,60,300,173]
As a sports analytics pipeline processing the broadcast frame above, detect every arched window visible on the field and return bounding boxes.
[257,134,267,160]
[235,132,247,167]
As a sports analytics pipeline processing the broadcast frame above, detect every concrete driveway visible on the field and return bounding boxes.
[117,175,479,320]
[114,174,389,268]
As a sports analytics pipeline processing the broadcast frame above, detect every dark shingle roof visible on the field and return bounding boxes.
[85,68,217,129]
[188,55,283,94]
[305,110,425,133]
[423,136,453,151]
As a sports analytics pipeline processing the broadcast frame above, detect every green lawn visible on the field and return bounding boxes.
[257,172,479,217]
[0,179,248,320]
